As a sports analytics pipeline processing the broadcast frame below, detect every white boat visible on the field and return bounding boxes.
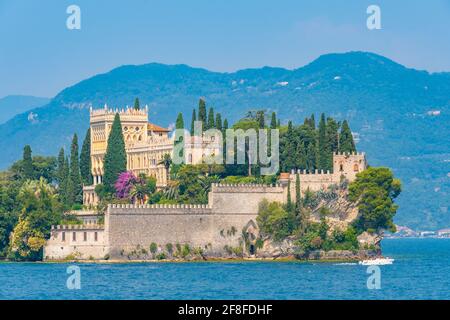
[359,257,394,265]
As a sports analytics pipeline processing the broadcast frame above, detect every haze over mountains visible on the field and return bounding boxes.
[0,95,50,124]
[0,51,448,230]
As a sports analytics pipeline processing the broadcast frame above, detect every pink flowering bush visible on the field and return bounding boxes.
[114,171,137,199]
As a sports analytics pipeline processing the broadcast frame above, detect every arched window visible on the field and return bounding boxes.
[339,163,344,171]
[353,164,359,172]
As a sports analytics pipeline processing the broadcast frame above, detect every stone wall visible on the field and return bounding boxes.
[44,225,107,260]
[47,152,368,260]
[106,205,252,258]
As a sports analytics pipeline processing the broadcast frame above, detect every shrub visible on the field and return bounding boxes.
[257,199,296,241]
[181,244,191,258]
[232,246,244,257]
[156,252,166,260]
[165,243,173,255]
[149,242,158,256]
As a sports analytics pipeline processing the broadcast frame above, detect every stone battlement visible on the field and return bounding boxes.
[51,224,104,230]
[210,183,284,193]
[90,105,148,117]
[291,169,332,175]
[108,203,211,210]
[333,152,365,156]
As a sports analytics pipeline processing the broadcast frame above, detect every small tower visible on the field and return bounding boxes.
[333,152,367,182]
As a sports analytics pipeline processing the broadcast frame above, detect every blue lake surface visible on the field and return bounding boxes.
[1,238,450,299]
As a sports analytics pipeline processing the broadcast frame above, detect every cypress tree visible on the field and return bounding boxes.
[207,107,215,130]
[61,156,70,206]
[190,109,196,135]
[175,113,185,163]
[134,98,140,110]
[277,119,281,127]
[215,113,222,130]
[270,112,277,129]
[286,179,293,212]
[103,113,127,194]
[306,142,317,172]
[317,113,328,170]
[57,148,65,185]
[283,121,296,171]
[295,173,301,211]
[198,98,207,131]
[223,119,229,131]
[339,120,356,153]
[69,134,83,204]
[256,110,265,128]
[310,114,316,130]
[65,168,75,207]
[325,118,339,170]
[22,145,33,180]
[175,112,184,129]
[80,129,93,185]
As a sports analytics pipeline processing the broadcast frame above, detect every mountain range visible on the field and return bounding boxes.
[0,51,448,230]
[0,95,50,124]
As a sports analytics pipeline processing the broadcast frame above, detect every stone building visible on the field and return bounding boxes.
[44,152,366,260]
[83,105,220,206]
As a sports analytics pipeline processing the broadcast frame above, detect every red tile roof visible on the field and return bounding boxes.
[147,123,170,132]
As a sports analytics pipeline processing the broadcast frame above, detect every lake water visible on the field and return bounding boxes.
[1,238,450,300]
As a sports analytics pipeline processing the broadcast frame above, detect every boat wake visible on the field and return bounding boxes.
[359,257,394,266]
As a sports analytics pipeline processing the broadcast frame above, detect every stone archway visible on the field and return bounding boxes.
[243,220,259,256]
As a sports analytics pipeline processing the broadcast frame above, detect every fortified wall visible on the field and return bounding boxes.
[44,152,366,261]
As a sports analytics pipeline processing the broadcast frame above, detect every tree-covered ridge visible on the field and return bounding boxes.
[256,167,401,257]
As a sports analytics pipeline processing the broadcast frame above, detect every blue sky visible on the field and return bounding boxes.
[1,0,449,98]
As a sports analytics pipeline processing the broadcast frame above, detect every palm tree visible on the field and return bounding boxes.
[158,153,172,183]
[164,180,180,200]
[129,183,147,205]
[198,174,220,202]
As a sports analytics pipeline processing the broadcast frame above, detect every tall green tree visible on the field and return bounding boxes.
[103,113,127,194]
[295,173,301,211]
[270,112,277,129]
[198,98,207,130]
[325,118,339,170]
[80,129,93,186]
[207,107,215,130]
[215,113,222,130]
[190,109,197,135]
[174,113,185,162]
[317,113,328,170]
[223,119,229,131]
[56,148,65,185]
[134,97,140,110]
[281,121,296,171]
[60,156,70,206]
[69,134,83,204]
[256,110,265,128]
[286,179,293,213]
[158,153,173,183]
[339,120,356,153]
[175,112,184,130]
[22,145,33,180]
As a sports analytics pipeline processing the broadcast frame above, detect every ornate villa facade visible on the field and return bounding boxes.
[83,105,220,206]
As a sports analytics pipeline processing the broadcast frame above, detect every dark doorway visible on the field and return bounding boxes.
[249,244,255,255]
